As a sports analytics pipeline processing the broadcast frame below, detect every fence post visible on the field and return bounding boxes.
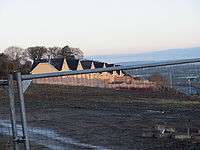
[7,74,19,150]
[16,72,30,150]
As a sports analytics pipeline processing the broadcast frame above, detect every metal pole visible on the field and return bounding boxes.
[7,74,19,150]
[169,72,173,88]
[187,119,191,136]
[16,72,30,150]
[188,79,192,95]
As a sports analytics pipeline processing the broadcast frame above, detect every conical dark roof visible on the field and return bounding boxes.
[81,60,93,70]
[66,59,79,70]
[31,58,122,74]
[50,58,64,70]
[93,61,104,68]
[31,58,65,71]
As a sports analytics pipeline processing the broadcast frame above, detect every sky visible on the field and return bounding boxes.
[0,0,200,55]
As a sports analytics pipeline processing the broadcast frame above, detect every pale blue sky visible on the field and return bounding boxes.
[0,0,200,55]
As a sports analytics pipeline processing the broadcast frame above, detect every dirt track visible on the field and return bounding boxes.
[1,84,200,149]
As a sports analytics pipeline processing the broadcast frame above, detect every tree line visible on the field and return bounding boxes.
[0,45,84,79]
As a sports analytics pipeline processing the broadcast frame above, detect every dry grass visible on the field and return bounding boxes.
[0,84,200,149]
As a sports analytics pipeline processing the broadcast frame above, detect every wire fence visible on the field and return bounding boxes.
[0,81,13,149]
[1,59,200,149]
[22,61,200,150]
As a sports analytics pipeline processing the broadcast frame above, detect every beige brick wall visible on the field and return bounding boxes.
[31,63,58,74]
[33,73,156,90]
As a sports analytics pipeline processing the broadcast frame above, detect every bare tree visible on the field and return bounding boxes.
[4,46,25,62]
[26,46,47,61]
[70,47,84,59]
[60,46,75,59]
[0,53,9,78]
[60,46,84,60]
[21,60,32,74]
[47,47,62,58]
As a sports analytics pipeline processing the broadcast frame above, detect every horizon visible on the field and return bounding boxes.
[0,0,200,55]
[85,47,200,63]
[84,46,200,56]
[1,45,200,57]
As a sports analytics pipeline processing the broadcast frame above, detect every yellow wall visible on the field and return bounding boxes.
[76,61,83,78]
[62,58,70,71]
[31,63,58,74]
[100,72,112,80]
[91,62,95,69]
[119,70,124,76]
[113,71,118,76]
[77,60,83,70]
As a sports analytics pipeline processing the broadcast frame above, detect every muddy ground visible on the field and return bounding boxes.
[1,84,200,149]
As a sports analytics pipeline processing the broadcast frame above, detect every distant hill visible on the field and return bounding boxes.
[85,47,200,65]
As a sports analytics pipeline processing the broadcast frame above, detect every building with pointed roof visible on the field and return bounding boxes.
[31,57,131,83]
[31,58,155,90]
[31,57,122,76]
